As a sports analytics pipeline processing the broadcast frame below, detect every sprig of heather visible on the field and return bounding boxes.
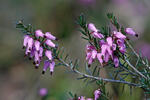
[16,20,58,75]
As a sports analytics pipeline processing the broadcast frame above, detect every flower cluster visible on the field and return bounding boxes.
[23,29,57,74]
[71,89,101,100]
[86,23,138,67]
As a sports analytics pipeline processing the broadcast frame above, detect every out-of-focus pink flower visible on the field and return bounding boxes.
[45,39,56,48]
[94,89,101,100]
[35,30,44,38]
[125,28,138,37]
[136,43,150,60]
[88,23,104,39]
[39,88,48,97]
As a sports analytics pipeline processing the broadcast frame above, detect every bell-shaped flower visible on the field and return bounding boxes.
[88,23,98,32]
[39,47,43,59]
[27,37,34,50]
[45,32,57,40]
[106,37,113,47]
[112,43,117,51]
[23,35,30,48]
[34,40,40,51]
[42,60,50,74]
[45,50,52,60]
[113,56,119,67]
[97,53,103,65]
[94,89,101,100]
[45,39,56,48]
[113,31,126,39]
[88,23,104,39]
[86,44,97,65]
[49,61,55,75]
[125,28,138,37]
[25,46,30,55]
[78,96,86,100]
[29,47,36,59]
[34,51,40,68]
[35,29,44,38]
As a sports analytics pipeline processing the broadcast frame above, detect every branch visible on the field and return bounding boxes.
[56,58,140,87]
[125,56,147,79]
[126,40,150,70]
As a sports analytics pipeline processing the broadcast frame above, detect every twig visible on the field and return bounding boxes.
[56,58,140,87]
[126,40,150,70]
[125,56,147,79]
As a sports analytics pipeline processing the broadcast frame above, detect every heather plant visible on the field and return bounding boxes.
[16,13,150,100]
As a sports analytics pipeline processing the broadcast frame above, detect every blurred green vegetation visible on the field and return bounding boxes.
[0,0,150,100]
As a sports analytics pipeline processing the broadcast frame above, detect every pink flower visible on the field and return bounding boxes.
[45,32,57,40]
[106,37,113,47]
[23,35,30,48]
[97,53,103,65]
[78,96,86,100]
[94,89,101,100]
[34,51,40,66]
[27,37,34,50]
[45,50,52,60]
[86,44,97,65]
[45,39,56,48]
[39,47,43,59]
[117,39,126,53]
[88,23,104,39]
[113,56,119,67]
[125,28,138,37]
[49,61,55,75]
[113,31,126,39]
[35,30,44,38]
[42,60,50,74]
[39,88,48,96]
[34,40,40,51]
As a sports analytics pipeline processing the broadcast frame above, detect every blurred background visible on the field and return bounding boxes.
[0,0,150,100]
